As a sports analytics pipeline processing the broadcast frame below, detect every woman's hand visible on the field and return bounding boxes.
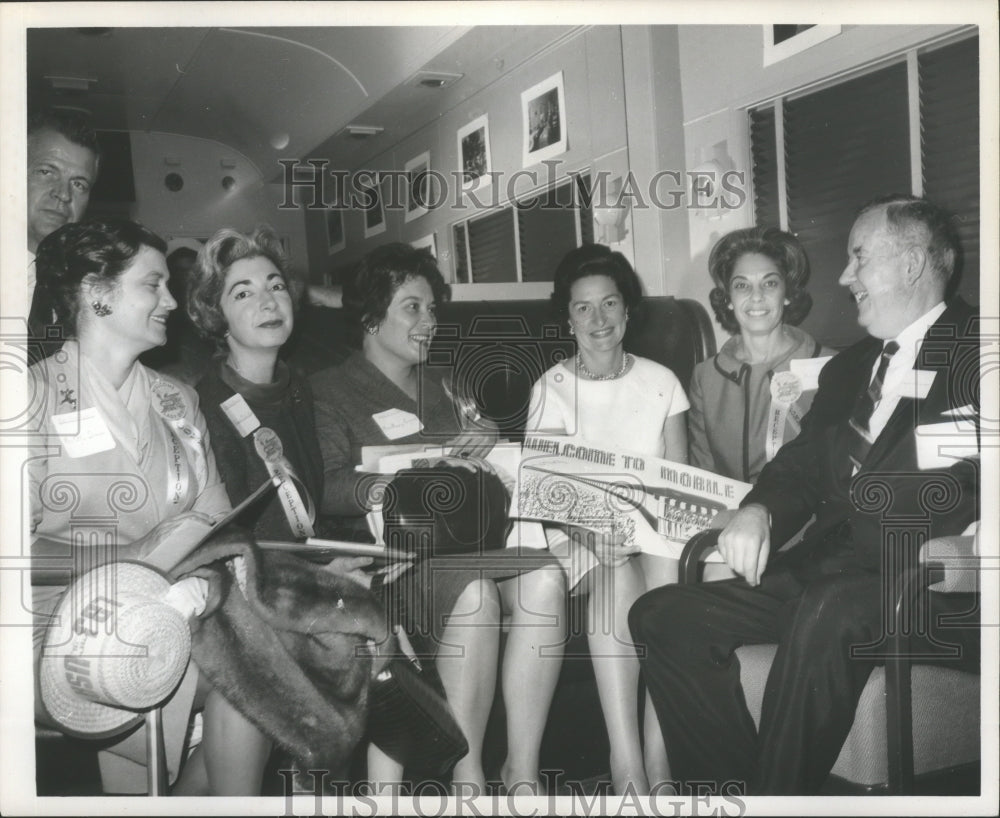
[322,555,375,587]
[133,511,216,572]
[568,525,639,568]
[446,415,499,460]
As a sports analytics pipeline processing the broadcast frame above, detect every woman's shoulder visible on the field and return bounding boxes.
[628,355,682,385]
[536,359,573,385]
[309,350,365,394]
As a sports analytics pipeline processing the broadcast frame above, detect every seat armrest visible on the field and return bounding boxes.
[679,529,722,585]
[919,527,980,594]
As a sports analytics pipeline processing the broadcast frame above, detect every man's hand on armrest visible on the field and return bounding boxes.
[717,503,771,586]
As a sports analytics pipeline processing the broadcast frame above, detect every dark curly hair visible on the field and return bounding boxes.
[549,244,643,324]
[343,243,450,346]
[28,108,101,165]
[707,226,812,335]
[34,218,167,336]
[187,225,303,349]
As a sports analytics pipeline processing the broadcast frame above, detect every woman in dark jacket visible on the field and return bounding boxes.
[188,225,323,540]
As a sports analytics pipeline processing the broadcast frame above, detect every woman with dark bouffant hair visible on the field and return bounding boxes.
[526,243,689,794]
[310,242,566,795]
[28,218,270,795]
[689,226,832,482]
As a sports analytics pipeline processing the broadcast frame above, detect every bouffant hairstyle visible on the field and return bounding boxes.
[342,243,450,346]
[34,218,167,336]
[707,226,812,335]
[549,244,644,324]
[856,193,961,286]
[187,225,302,348]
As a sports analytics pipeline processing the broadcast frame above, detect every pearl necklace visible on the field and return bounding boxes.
[576,351,631,381]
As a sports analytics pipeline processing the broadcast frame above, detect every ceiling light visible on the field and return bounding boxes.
[45,75,96,92]
[344,124,384,139]
[406,70,463,90]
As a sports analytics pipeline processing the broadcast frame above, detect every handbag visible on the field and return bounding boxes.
[381,463,511,559]
[367,654,469,776]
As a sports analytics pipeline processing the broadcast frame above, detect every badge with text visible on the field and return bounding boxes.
[897,369,936,400]
[151,380,187,422]
[254,427,285,464]
[220,392,261,437]
[372,408,423,440]
[789,355,831,391]
[770,370,803,405]
[51,407,116,458]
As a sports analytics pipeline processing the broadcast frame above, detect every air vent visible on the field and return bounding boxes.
[45,75,96,92]
[406,70,463,90]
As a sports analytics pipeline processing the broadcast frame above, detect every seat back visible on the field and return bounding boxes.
[735,644,980,788]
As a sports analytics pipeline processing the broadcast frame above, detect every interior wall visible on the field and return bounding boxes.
[127,131,309,276]
[301,26,632,300]
[674,23,968,348]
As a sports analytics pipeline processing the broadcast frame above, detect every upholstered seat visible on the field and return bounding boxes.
[680,529,982,793]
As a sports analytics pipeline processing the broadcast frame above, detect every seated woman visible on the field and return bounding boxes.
[28,218,270,795]
[310,243,566,794]
[527,244,688,794]
[688,226,831,482]
[186,225,322,541]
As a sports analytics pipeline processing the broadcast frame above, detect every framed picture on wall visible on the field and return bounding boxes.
[457,115,492,191]
[404,151,432,222]
[762,25,841,66]
[411,232,437,259]
[325,207,345,253]
[359,171,386,238]
[521,71,567,167]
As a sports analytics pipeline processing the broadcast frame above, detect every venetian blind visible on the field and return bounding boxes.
[920,36,979,305]
[783,62,911,347]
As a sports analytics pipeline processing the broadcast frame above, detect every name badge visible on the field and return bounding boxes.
[220,393,261,437]
[51,407,116,458]
[914,421,979,470]
[898,369,936,400]
[770,370,803,405]
[372,408,423,440]
[788,356,832,391]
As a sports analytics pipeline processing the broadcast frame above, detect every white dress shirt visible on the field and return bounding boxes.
[867,301,947,441]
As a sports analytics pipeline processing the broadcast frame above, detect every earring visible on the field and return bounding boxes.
[91,301,112,317]
[366,325,378,336]
[726,302,734,311]
[784,298,791,306]
[568,325,575,336]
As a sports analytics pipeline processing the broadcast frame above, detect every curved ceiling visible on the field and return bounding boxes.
[27,26,471,175]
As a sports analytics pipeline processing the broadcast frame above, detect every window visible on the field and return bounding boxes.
[750,33,979,348]
[454,173,593,284]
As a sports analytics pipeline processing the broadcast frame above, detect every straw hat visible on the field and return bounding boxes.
[39,561,192,739]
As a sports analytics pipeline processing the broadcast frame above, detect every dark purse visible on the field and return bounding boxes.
[381,463,511,559]
[366,653,469,777]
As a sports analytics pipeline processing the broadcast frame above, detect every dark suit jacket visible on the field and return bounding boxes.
[745,298,980,574]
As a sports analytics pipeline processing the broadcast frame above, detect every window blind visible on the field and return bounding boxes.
[920,36,979,305]
[467,208,517,283]
[750,105,780,231]
[784,62,911,348]
[517,180,579,282]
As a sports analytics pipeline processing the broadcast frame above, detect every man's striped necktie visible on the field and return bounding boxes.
[847,340,900,471]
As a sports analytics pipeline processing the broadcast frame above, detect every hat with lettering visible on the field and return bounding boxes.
[39,561,193,738]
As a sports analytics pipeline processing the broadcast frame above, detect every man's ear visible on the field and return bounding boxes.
[903,244,928,285]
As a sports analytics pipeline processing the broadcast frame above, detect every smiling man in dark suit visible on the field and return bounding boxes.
[630,194,981,794]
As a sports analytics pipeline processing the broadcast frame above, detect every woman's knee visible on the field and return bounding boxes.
[451,577,502,622]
